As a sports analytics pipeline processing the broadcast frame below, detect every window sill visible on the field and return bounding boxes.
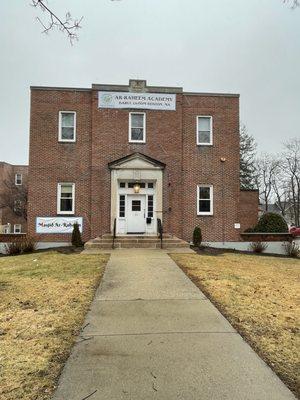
[129,141,146,144]
[197,213,214,217]
[197,143,213,146]
[58,140,76,143]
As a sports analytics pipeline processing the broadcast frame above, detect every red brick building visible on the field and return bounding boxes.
[0,162,28,234]
[27,79,258,244]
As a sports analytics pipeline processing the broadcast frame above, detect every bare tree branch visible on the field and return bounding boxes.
[31,0,83,44]
[283,0,300,9]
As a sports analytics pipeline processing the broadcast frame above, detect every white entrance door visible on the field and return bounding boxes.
[127,195,146,233]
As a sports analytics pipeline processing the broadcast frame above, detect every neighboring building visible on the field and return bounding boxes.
[0,162,28,233]
[27,79,258,245]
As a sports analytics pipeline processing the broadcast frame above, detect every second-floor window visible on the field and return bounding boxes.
[197,116,213,145]
[59,111,76,142]
[129,112,146,143]
[57,183,75,214]
[15,173,22,185]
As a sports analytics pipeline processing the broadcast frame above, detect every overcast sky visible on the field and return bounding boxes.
[0,0,299,165]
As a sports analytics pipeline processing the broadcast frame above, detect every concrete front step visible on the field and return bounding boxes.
[84,234,190,250]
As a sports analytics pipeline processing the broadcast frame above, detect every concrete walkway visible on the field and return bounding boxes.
[53,249,295,400]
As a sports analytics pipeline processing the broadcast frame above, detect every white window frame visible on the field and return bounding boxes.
[57,183,75,215]
[15,173,22,185]
[58,111,76,142]
[129,112,146,143]
[197,185,213,216]
[196,116,213,146]
[14,224,22,234]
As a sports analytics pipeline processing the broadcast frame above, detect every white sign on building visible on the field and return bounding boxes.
[36,217,83,234]
[98,91,176,111]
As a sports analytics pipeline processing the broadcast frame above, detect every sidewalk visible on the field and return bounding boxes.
[52,249,295,400]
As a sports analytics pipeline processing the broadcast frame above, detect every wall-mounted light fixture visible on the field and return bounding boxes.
[133,182,141,193]
[220,157,226,162]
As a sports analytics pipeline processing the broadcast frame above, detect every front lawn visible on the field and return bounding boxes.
[171,252,300,397]
[0,251,109,400]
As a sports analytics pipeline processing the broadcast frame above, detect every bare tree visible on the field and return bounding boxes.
[240,124,257,189]
[0,172,28,220]
[283,0,300,8]
[282,138,300,225]
[31,0,83,43]
[255,154,280,211]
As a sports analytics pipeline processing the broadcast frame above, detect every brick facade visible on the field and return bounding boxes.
[0,162,28,233]
[27,80,257,243]
[239,189,259,233]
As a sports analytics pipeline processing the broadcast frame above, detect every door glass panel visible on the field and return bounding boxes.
[132,200,141,211]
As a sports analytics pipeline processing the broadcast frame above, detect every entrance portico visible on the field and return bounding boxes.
[108,153,165,235]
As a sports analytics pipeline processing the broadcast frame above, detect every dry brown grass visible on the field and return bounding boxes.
[171,252,300,397]
[0,251,109,400]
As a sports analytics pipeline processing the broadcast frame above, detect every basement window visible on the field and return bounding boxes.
[197,185,213,215]
[59,111,76,142]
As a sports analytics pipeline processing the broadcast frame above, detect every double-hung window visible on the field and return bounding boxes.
[197,185,213,215]
[197,116,213,145]
[59,111,76,142]
[15,173,22,185]
[14,224,22,234]
[57,183,75,214]
[129,112,146,143]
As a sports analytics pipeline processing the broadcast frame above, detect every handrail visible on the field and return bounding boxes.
[112,218,116,249]
[157,218,163,249]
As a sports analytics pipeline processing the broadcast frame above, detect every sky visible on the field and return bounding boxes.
[0,0,299,165]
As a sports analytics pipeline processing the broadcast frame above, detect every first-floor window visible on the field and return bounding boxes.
[15,173,22,185]
[14,224,22,234]
[57,183,75,214]
[129,112,146,143]
[197,185,213,215]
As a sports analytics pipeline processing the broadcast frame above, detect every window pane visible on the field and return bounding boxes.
[132,200,141,211]
[131,114,144,128]
[199,200,211,212]
[119,195,125,217]
[61,184,73,194]
[119,182,126,188]
[198,131,211,144]
[62,113,74,127]
[61,127,74,140]
[61,198,73,212]
[131,128,144,141]
[199,187,210,199]
[198,117,210,131]
[148,182,154,188]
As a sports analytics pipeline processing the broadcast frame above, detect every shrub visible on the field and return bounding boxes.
[71,223,83,247]
[249,241,268,253]
[193,226,202,247]
[5,240,23,256]
[283,241,300,258]
[253,212,288,233]
[22,236,37,253]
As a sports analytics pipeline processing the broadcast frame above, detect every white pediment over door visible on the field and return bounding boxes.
[108,153,165,170]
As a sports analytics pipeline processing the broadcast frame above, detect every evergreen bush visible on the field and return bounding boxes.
[254,212,288,233]
[193,226,202,247]
[71,223,83,247]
